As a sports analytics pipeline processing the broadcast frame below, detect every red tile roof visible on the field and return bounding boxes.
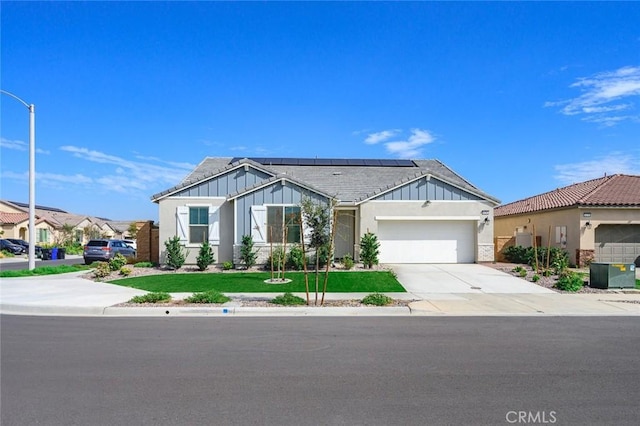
[495,174,640,217]
[0,212,29,225]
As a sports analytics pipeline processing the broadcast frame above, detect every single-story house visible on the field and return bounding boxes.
[0,199,141,245]
[494,174,640,267]
[151,157,500,265]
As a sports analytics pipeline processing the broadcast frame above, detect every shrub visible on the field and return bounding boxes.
[360,232,380,269]
[519,269,527,278]
[512,266,525,273]
[93,262,111,278]
[270,292,306,306]
[532,274,540,282]
[164,236,187,270]
[1,250,15,258]
[196,241,215,271]
[184,290,230,304]
[266,246,285,271]
[308,244,329,269]
[134,261,154,268]
[342,253,354,270]
[286,245,305,270]
[554,272,584,292]
[119,266,132,276]
[362,293,393,306]
[109,253,128,271]
[222,261,233,270]
[503,245,529,264]
[129,292,172,303]
[239,235,257,268]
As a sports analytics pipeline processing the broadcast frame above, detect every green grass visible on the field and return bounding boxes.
[0,264,90,277]
[108,271,406,293]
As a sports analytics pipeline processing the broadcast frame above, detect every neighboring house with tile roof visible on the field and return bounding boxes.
[151,157,500,266]
[0,199,141,245]
[494,174,640,267]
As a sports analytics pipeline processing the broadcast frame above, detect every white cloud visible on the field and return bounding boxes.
[364,129,400,145]
[1,137,27,151]
[364,128,435,158]
[59,146,195,190]
[546,65,640,126]
[554,152,640,184]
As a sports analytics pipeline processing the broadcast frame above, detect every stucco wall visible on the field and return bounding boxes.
[495,207,640,266]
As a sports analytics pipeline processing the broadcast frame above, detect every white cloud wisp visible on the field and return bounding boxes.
[554,152,640,184]
[363,128,436,158]
[546,65,640,126]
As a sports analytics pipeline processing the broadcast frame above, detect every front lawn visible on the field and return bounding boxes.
[0,264,90,278]
[108,271,406,293]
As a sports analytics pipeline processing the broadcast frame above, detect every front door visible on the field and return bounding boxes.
[334,210,355,260]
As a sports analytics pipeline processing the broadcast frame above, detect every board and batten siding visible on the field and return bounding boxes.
[234,181,328,243]
[173,168,271,197]
[373,177,482,201]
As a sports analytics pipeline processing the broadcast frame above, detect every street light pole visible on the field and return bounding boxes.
[1,89,36,270]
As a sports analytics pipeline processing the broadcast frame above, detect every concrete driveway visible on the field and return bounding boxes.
[388,264,556,298]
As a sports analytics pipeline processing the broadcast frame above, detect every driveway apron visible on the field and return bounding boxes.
[388,264,556,298]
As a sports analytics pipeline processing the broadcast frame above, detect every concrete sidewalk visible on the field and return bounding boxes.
[1,270,639,317]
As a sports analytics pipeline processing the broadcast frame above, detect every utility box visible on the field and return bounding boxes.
[589,263,636,289]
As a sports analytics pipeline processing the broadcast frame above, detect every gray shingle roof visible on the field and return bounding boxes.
[151,157,499,204]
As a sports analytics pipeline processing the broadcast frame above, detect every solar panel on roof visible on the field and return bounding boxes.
[229,157,417,167]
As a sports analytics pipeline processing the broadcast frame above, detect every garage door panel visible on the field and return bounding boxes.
[378,220,475,264]
[595,224,640,265]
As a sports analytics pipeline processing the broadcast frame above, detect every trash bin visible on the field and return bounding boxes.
[41,248,52,260]
[51,247,58,260]
[58,248,66,259]
[589,263,636,289]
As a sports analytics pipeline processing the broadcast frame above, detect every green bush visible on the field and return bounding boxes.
[62,243,83,255]
[164,236,187,270]
[512,266,525,273]
[554,272,584,292]
[184,290,230,304]
[286,245,305,270]
[239,235,257,268]
[504,245,570,269]
[359,232,380,269]
[134,261,154,268]
[519,269,527,278]
[503,245,529,264]
[129,292,172,303]
[270,292,306,306]
[532,274,540,282]
[342,253,354,270]
[196,241,215,271]
[119,266,132,276]
[309,244,329,269]
[109,253,128,271]
[222,261,233,270]
[93,262,111,278]
[362,293,393,306]
[266,246,285,271]
[1,250,16,258]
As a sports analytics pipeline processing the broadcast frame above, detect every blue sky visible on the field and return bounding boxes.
[1,1,639,221]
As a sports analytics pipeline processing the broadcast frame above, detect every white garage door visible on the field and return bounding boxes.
[378,220,476,263]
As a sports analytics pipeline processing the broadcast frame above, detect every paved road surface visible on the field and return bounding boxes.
[1,316,639,425]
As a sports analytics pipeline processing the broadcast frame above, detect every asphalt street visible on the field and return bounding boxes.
[2,316,639,425]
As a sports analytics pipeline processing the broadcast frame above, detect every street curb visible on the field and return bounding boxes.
[1,304,412,317]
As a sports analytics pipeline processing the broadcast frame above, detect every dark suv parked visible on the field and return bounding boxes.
[83,239,136,264]
[6,238,43,258]
[0,239,25,255]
